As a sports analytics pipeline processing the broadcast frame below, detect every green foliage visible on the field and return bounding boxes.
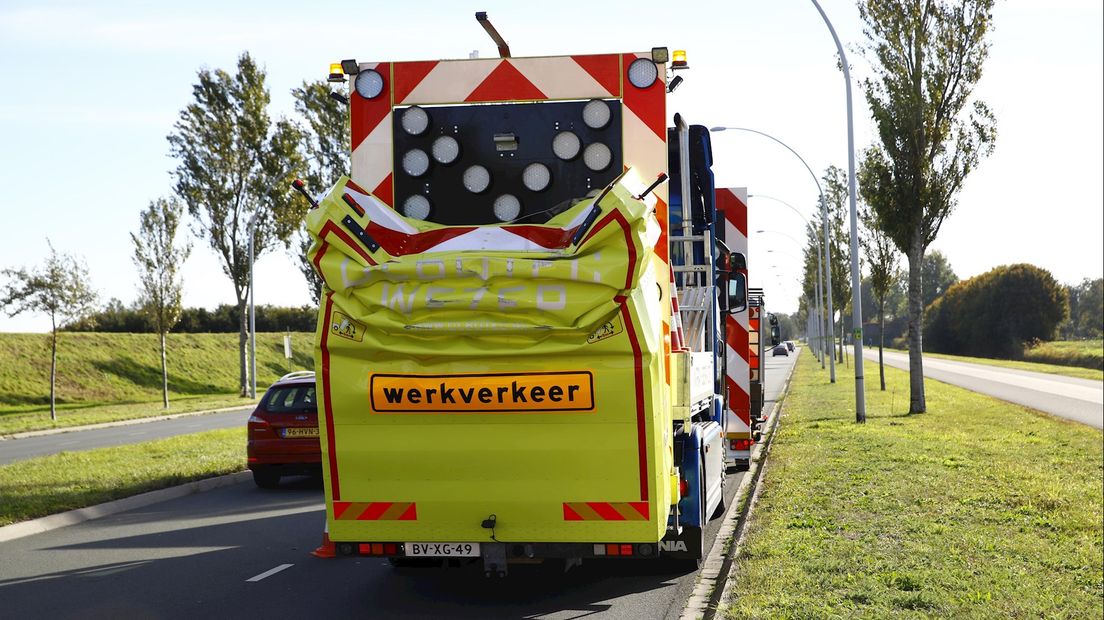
[167,52,305,395]
[0,242,98,331]
[1,242,99,420]
[724,353,1103,618]
[0,332,314,428]
[131,197,190,335]
[1023,340,1103,371]
[132,197,191,407]
[1060,278,1103,339]
[857,0,998,413]
[291,80,349,304]
[926,264,1070,358]
[921,250,958,309]
[0,428,246,526]
[65,303,316,333]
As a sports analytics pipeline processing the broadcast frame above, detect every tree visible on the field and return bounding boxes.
[131,197,191,409]
[1,242,98,421]
[822,165,852,364]
[925,264,1068,358]
[1061,278,1103,339]
[291,80,349,303]
[857,0,998,413]
[168,52,304,397]
[921,250,958,308]
[859,201,899,391]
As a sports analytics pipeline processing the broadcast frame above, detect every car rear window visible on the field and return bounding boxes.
[263,385,317,414]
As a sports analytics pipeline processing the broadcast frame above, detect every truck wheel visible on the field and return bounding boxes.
[252,469,280,489]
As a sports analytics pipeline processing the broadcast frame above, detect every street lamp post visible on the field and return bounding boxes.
[710,126,836,382]
[811,0,866,421]
[751,192,830,367]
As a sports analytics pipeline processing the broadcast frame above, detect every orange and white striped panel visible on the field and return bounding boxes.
[333,501,417,521]
[717,188,752,453]
[563,501,650,521]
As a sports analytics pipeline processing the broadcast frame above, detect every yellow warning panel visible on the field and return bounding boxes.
[369,371,595,413]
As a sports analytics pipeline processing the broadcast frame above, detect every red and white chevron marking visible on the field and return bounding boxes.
[717,188,752,457]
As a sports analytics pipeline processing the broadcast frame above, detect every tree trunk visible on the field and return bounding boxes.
[238,298,249,398]
[878,296,886,391]
[49,321,57,422]
[160,331,169,409]
[906,231,926,413]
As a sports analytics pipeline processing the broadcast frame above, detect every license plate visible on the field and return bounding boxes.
[282,427,319,438]
[406,542,480,557]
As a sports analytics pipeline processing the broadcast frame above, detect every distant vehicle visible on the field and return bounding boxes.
[247,371,320,488]
[785,341,795,352]
[771,344,789,357]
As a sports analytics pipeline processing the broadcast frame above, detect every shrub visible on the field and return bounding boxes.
[925,264,1068,358]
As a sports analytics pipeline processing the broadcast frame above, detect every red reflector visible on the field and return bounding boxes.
[679,479,689,497]
[730,439,752,451]
[384,543,397,555]
[247,457,257,463]
[371,543,384,555]
[606,544,620,556]
[619,544,633,556]
[358,543,371,555]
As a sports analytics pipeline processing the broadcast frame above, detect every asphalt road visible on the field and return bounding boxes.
[0,353,798,619]
[866,349,1103,429]
[0,408,253,465]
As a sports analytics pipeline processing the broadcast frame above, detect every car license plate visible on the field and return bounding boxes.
[405,542,480,557]
[282,427,319,438]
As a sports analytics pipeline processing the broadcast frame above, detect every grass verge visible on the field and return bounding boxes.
[0,428,245,527]
[1024,339,1104,371]
[0,395,254,436]
[878,346,1103,381]
[724,351,1103,618]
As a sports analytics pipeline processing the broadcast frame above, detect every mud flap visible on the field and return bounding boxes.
[658,526,704,560]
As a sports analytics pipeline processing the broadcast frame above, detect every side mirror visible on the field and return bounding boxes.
[769,315,780,346]
[726,272,747,314]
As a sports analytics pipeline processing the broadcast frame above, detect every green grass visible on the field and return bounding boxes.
[0,332,314,433]
[1024,339,1103,371]
[0,428,246,527]
[880,346,1104,381]
[724,351,1103,619]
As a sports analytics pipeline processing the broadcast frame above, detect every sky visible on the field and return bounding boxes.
[1,0,1101,332]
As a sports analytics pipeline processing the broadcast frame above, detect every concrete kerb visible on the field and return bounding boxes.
[680,351,799,620]
[0,470,252,543]
[1,404,255,441]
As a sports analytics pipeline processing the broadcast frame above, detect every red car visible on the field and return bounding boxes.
[247,371,322,488]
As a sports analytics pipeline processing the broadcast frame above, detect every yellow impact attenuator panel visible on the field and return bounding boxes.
[309,173,674,543]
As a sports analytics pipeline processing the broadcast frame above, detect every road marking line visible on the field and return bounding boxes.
[246,563,294,582]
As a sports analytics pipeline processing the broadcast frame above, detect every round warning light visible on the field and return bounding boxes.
[354,70,385,99]
[493,194,521,222]
[402,195,431,220]
[627,58,658,89]
[401,106,430,136]
[522,163,552,192]
[432,135,461,164]
[401,149,430,177]
[552,131,581,160]
[463,165,491,193]
[582,99,611,129]
[583,143,612,172]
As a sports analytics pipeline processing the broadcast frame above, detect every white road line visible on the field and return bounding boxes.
[246,563,294,582]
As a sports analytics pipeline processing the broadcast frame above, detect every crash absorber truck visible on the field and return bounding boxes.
[305,44,751,575]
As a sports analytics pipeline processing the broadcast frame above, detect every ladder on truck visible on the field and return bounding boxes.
[670,116,716,419]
